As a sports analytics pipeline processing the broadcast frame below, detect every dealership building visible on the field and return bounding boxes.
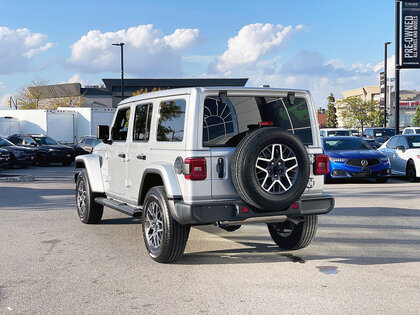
[338,86,420,128]
[27,78,248,109]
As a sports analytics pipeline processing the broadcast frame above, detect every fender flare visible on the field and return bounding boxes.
[140,162,182,200]
[74,155,105,193]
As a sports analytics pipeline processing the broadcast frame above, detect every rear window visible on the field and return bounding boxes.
[203,95,313,146]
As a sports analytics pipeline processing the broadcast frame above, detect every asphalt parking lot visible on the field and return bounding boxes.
[0,166,419,314]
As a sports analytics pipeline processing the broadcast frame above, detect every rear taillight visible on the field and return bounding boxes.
[314,155,329,175]
[184,158,207,180]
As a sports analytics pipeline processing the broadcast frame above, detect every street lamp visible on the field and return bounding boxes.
[384,41,391,127]
[112,42,125,101]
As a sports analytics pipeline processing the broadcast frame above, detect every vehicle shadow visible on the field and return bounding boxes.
[178,205,420,266]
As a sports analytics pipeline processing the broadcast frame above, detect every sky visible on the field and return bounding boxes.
[0,0,419,110]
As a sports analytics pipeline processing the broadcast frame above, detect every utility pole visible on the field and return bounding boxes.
[112,43,125,101]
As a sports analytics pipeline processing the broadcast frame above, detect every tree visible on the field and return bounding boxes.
[371,109,385,127]
[336,96,379,134]
[325,93,338,128]
[17,78,48,109]
[17,78,83,110]
[413,105,420,126]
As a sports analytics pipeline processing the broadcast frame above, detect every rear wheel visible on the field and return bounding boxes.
[38,153,49,166]
[63,160,73,166]
[76,170,103,224]
[268,215,318,250]
[406,160,418,182]
[142,186,190,263]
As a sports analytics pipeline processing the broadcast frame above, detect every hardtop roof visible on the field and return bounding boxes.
[117,86,311,107]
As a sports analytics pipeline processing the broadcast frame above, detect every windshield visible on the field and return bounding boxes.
[0,137,14,146]
[33,136,59,145]
[407,135,420,148]
[327,130,351,136]
[324,138,372,151]
[373,129,395,137]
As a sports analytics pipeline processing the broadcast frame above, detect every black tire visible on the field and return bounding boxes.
[406,160,418,182]
[63,160,73,166]
[38,153,49,166]
[75,170,103,224]
[268,215,318,250]
[142,186,190,263]
[231,127,310,211]
[324,175,333,184]
[375,177,388,183]
[7,155,15,169]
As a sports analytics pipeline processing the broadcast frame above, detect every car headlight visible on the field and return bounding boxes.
[380,156,390,163]
[48,148,59,152]
[329,158,347,162]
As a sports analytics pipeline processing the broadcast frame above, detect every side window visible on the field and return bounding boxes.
[12,137,23,144]
[203,97,237,146]
[157,99,186,142]
[408,129,414,134]
[397,136,408,149]
[112,107,131,141]
[23,137,36,145]
[79,139,86,145]
[133,103,153,141]
[387,136,399,149]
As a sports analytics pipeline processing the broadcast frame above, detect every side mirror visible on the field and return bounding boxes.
[30,142,37,147]
[97,125,110,141]
[396,145,405,152]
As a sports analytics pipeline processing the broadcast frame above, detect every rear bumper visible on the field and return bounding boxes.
[170,193,335,225]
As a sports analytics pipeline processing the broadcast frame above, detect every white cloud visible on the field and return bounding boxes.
[0,27,55,74]
[211,23,303,73]
[67,25,200,76]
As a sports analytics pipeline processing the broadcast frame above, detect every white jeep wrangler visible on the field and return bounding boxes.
[75,87,334,263]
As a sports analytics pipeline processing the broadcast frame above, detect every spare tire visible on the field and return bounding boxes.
[231,127,310,211]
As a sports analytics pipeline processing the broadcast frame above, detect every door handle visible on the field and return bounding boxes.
[137,154,146,160]
[118,153,126,158]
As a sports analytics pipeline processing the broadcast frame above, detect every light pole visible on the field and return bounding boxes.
[384,41,391,127]
[112,43,125,101]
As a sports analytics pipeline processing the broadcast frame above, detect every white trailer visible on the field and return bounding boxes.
[0,110,75,144]
[0,117,21,137]
[57,107,115,142]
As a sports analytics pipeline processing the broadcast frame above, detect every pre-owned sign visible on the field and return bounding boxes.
[402,0,420,68]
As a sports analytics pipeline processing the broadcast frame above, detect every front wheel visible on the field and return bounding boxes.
[76,170,103,224]
[406,160,418,182]
[142,186,190,263]
[268,215,318,250]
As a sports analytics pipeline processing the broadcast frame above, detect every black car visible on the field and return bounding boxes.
[7,134,75,166]
[0,148,11,168]
[363,128,396,145]
[74,136,103,156]
[0,137,36,168]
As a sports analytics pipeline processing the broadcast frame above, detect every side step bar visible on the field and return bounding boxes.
[95,197,142,217]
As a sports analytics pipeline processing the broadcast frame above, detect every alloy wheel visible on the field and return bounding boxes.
[255,144,299,194]
[76,180,87,219]
[145,201,164,250]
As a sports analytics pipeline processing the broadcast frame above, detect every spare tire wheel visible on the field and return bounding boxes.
[231,127,310,211]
